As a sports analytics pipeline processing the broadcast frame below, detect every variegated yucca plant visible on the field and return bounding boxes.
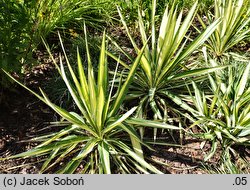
[109,0,221,139]
[198,0,250,59]
[2,26,179,174]
[186,60,250,163]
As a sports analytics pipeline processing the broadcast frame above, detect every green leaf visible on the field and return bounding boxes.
[204,140,218,161]
[37,125,78,147]
[98,141,111,174]
[96,86,105,132]
[236,62,250,97]
[104,107,137,133]
[98,31,108,95]
[77,47,90,107]
[126,118,180,130]
[171,66,228,81]
[84,23,97,116]
[40,147,60,173]
[43,143,78,173]
[109,42,149,116]
[9,135,89,159]
[238,126,250,137]
[58,159,82,174]
[113,140,162,174]
[73,139,98,160]
[160,90,199,115]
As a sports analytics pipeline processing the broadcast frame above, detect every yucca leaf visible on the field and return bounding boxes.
[112,140,162,174]
[157,18,220,86]
[77,47,90,107]
[117,6,139,52]
[138,8,150,61]
[171,66,228,81]
[204,140,218,161]
[98,31,108,95]
[129,133,144,160]
[118,6,152,85]
[102,60,120,123]
[156,5,178,75]
[176,1,198,45]
[40,148,60,173]
[59,56,94,126]
[104,107,137,133]
[39,89,87,125]
[220,128,239,142]
[43,143,78,173]
[214,130,223,141]
[120,123,152,150]
[236,62,250,97]
[73,139,99,160]
[202,92,209,117]
[8,135,90,159]
[192,81,204,114]
[132,161,150,174]
[202,0,250,57]
[126,118,180,130]
[240,113,250,126]
[98,141,111,174]
[109,42,148,116]
[160,90,199,115]
[238,126,250,137]
[149,100,163,120]
[37,125,78,147]
[58,159,82,174]
[58,32,91,117]
[3,70,47,104]
[106,36,131,69]
[84,23,97,117]
[42,37,61,73]
[151,0,157,65]
[112,153,130,174]
[96,86,105,133]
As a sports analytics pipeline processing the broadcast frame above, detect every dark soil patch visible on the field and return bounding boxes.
[0,87,54,173]
[0,52,57,173]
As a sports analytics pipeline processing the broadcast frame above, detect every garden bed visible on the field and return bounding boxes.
[1,0,250,174]
[0,59,249,173]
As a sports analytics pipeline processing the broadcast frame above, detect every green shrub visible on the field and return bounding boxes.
[2,26,179,173]
[203,157,250,174]
[0,0,32,87]
[0,0,114,91]
[108,0,220,140]
[198,0,250,59]
[185,60,250,164]
[29,0,113,45]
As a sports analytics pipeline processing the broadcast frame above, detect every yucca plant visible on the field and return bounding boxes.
[2,25,180,174]
[108,0,220,139]
[186,60,250,163]
[198,0,250,59]
[203,157,250,174]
